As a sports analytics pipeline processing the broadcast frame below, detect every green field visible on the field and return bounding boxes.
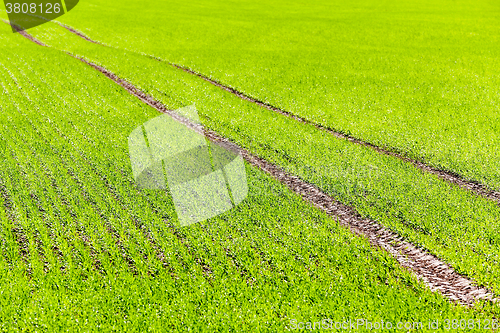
[53,0,500,189]
[1,0,500,331]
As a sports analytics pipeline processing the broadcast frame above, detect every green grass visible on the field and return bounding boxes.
[20,21,500,305]
[49,0,500,191]
[0,24,486,331]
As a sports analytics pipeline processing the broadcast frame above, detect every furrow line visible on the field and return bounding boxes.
[169,66,500,206]
[168,225,214,281]
[45,111,173,277]
[1,155,35,276]
[20,64,169,276]
[32,228,50,273]
[56,22,500,206]
[14,79,140,276]
[57,22,101,45]
[2,20,47,47]
[0,177,33,275]
[11,226,32,275]
[1,63,110,275]
[36,154,102,274]
[76,228,104,274]
[15,27,499,306]
[61,157,139,276]
[50,124,175,276]
[7,90,133,276]
[223,247,256,286]
[0,177,16,223]
[0,99,89,275]
[199,224,257,287]
[26,172,67,273]
[74,52,499,306]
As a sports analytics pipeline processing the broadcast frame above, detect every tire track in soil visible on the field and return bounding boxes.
[80,59,500,307]
[55,22,500,207]
[75,57,500,306]
[1,20,47,47]
[13,27,500,306]
[167,67,500,206]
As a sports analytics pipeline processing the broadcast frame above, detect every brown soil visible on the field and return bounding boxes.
[2,20,47,47]
[172,64,500,206]
[57,22,100,45]
[11,226,32,276]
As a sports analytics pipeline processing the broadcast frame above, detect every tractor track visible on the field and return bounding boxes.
[55,22,500,207]
[2,20,47,46]
[12,24,500,306]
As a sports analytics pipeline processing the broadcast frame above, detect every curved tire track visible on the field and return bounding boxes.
[55,22,500,207]
[12,25,500,306]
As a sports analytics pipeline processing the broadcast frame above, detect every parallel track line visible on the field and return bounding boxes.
[55,21,500,206]
[13,24,499,306]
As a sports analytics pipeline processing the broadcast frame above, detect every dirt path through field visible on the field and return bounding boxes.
[55,22,500,207]
[13,25,499,306]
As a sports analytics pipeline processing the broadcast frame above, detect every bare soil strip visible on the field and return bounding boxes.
[77,228,104,273]
[57,22,101,45]
[11,226,32,275]
[55,22,500,206]
[29,180,67,272]
[62,156,139,276]
[39,161,102,273]
[14,27,499,306]
[32,228,50,273]
[1,20,47,47]
[54,122,173,277]
[224,247,255,286]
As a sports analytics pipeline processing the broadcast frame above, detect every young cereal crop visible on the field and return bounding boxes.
[52,0,500,191]
[1,0,500,330]
[22,22,500,302]
[0,23,491,331]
